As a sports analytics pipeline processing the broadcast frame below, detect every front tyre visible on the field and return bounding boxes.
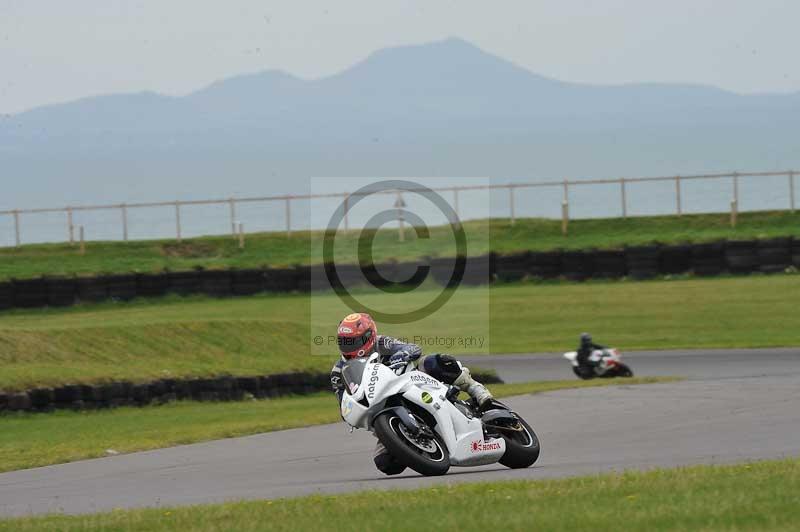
[498,416,541,469]
[615,363,634,377]
[373,413,450,476]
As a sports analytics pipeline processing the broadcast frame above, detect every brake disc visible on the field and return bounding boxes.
[397,421,438,453]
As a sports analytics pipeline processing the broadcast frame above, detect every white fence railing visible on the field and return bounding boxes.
[1,170,797,247]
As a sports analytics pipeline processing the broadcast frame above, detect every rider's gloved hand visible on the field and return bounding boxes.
[388,351,417,371]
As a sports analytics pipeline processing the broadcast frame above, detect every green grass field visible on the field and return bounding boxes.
[0,274,797,392]
[1,210,798,280]
[3,457,797,531]
[0,378,673,473]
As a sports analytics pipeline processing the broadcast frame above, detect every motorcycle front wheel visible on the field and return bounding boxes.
[615,363,634,377]
[373,413,450,476]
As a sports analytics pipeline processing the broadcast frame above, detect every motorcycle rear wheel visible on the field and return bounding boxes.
[498,417,541,469]
[373,413,450,476]
[572,366,594,380]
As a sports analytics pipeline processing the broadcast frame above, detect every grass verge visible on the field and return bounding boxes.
[1,210,798,280]
[0,274,796,392]
[0,377,675,473]
[2,456,797,531]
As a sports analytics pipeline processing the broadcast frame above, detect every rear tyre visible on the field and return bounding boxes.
[373,413,450,476]
[498,416,541,469]
[572,366,594,380]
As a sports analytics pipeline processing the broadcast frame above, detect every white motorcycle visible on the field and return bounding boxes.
[339,352,540,476]
[563,348,634,380]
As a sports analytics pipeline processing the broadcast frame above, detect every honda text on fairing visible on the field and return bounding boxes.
[339,352,540,476]
[563,347,634,380]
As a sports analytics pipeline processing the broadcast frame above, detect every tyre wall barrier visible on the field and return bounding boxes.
[106,274,138,301]
[136,273,170,298]
[560,251,593,281]
[231,269,265,296]
[199,270,232,297]
[793,240,800,269]
[12,278,48,308]
[757,237,793,274]
[0,370,503,414]
[690,241,726,276]
[167,271,202,295]
[430,254,493,287]
[1,237,796,312]
[659,244,691,274]
[625,245,661,280]
[591,250,627,279]
[494,251,531,282]
[77,276,108,302]
[725,240,759,274]
[0,282,14,311]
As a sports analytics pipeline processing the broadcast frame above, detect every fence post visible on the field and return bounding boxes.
[13,210,20,247]
[67,207,74,245]
[79,226,85,255]
[732,172,740,207]
[229,198,237,238]
[509,186,515,226]
[121,203,129,242]
[395,191,406,242]
[563,179,569,204]
[620,178,627,218]
[174,201,182,242]
[561,201,569,236]
[790,171,796,212]
[343,194,350,232]
[453,188,460,218]
[675,175,682,216]
[285,197,291,237]
[238,222,245,249]
[730,199,738,228]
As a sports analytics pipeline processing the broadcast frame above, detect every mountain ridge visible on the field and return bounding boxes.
[2,37,798,209]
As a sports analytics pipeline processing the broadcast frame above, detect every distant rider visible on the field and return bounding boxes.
[576,332,606,374]
[330,312,494,475]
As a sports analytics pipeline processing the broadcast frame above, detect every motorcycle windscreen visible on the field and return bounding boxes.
[341,358,368,395]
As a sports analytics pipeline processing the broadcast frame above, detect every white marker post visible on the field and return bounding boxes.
[174,201,182,242]
[395,193,406,242]
[229,198,237,238]
[67,207,74,245]
[12,210,21,248]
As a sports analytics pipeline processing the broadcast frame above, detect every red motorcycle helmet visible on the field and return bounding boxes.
[337,312,377,359]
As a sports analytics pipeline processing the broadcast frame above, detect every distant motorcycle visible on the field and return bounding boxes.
[563,348,634,380]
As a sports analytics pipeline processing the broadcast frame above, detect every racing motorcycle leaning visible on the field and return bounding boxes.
[339,353,540,476]
[563,347,634,380]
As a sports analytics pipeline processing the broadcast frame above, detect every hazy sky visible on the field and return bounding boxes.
[1,0,798,114]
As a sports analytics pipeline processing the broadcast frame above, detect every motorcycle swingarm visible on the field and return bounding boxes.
[481,408,523,432]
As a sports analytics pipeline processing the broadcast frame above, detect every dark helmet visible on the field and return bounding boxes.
[580,332,592,345]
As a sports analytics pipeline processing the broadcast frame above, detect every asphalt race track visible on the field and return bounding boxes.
[0,349,798,517]
[461,347,800,383]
